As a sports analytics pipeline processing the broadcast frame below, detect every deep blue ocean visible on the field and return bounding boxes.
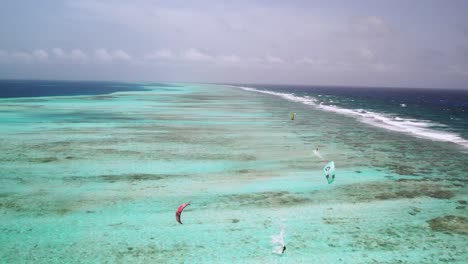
[0,80,148,98]
[232,84,468,148]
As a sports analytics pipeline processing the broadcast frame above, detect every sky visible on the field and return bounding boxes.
[1,0,468,89]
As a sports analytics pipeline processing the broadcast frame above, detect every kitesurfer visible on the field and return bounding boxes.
[272,227,286,255]
[323,161,336,184]
[326,173,335,182]
[290,113,296,120]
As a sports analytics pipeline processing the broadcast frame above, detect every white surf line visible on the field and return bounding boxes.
[235,86,468,149]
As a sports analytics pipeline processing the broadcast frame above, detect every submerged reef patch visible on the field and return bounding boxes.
[89,95,119,100]
[98,173,168,183]
[219,191,311,208]
[31,157,59,163]
[309,179,454,203]
[0,193,135,216]
[322,217,360,225]
[65,173,178,183]
[427,215,468,235]
[386,163,419,176]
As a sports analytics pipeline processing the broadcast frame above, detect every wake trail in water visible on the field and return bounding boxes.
[272,226,286,255]
[313,149,325,161]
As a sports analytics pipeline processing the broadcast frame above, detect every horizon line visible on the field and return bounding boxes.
[0,78,467,91]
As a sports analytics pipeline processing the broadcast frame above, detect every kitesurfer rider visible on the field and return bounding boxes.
[282,245,286,254]
[290,113,296,120]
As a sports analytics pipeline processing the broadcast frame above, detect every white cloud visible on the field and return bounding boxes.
[33,49,49,62]
[0,46,397,77]
[70,49,88,63]
[0,48,134,64]
[145,49,244,66]
[95,49,131,63]
[142,48,290,67]
[180,48,213,61]
[143,49,292,67]
[266,55,284,63]
[51,48,66,58]
[218,54,241,63]
[146,49,174,60]
[11,52,33,63]
[247,57,264,64]
[113,49,131,61]
[156,49,174,59]
[95,48,113,62]
[296,57,329,65]
[51,48,88,63]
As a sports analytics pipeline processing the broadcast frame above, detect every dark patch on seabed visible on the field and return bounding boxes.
[65,173,180,183]
[0,198,73,216]
[0,190,135,216]
[215,191,311,208]
[352,233,400,251]
[386,163,420,176]
[88,95,119,100]
[366,180,453,200]
[309,179,455,203]
[30,157,59,163]
[427,215,468,235]
[113,242,201,262]
[98,173,169,183]
[322,217,360,225]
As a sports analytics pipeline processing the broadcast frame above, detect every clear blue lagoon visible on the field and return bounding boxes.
[0,81,466,263]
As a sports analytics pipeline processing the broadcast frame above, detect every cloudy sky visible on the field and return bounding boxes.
[1,0,468,88]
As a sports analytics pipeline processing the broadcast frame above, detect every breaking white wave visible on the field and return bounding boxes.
[237,86,468,149]
[239,86,318,106]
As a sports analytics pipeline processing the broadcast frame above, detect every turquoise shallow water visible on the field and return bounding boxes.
[0,83,467,263]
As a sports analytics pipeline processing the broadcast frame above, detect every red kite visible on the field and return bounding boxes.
[176,203,190,224]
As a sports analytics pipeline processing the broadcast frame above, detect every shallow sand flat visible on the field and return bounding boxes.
[0,84,467,263]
